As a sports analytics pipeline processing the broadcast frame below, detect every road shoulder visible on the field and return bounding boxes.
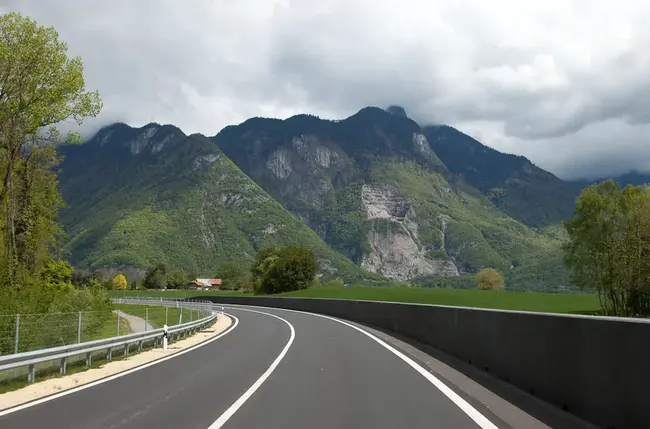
[0,314,232,411]
[352,321,598,429]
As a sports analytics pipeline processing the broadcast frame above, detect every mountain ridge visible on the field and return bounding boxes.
[56,106,578,290]
[211,106,571,287]
[58,122,381,283]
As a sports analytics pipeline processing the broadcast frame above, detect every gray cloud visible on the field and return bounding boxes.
[2,0,650,179]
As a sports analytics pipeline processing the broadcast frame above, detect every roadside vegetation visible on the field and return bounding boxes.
[0,12,112,354]
[564,180,650,316]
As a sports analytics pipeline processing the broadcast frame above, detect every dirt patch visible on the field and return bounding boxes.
[0,314,232,411]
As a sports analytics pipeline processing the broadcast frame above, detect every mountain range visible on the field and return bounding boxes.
[56,106,608,290]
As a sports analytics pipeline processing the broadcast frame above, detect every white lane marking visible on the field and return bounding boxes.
[207,308,295,429]
[0,313,240,418]
[222,304,499,429]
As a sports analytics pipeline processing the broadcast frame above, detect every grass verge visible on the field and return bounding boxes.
[112,304,196,329]
[109,286,601,315]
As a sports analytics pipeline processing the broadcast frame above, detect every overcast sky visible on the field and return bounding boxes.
[3,0,650,179]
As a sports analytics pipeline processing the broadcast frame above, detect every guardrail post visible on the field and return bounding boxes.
[60,357,67,374]
[107,347,112,361]
[77,311,82,343]
[145,308,149,332]
[28,364,35,382]
[180,306,183,324]
[14,314,20,354]
[86,352,92,367]
[116,310,121,336]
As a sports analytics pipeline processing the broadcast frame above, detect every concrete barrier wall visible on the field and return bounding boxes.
[198,295,650,429]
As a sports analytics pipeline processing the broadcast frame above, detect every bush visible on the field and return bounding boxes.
[476,268,505,290]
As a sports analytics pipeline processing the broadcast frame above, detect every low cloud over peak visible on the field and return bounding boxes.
[3,0,650,179]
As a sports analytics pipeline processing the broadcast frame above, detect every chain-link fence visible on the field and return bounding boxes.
[0,310,115,356]
[0,303,210,357]
[0,301,214,388]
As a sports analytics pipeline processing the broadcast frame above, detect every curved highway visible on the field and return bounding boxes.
[0,305,570,429]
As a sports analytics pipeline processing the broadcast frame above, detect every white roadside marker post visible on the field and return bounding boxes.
[163,324,169,352]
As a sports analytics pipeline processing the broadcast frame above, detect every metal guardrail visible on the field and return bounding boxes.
[0,299,217,383]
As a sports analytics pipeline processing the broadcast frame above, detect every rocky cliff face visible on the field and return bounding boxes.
[360,184,458,280]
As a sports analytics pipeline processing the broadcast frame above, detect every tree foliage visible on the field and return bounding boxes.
[0,13,112,353]
[166,269,190,289]
[475,268,505,290]
[216,261,247,290]
[112,273,127,290]
[40,259,74,291]
[144,263,167,289]
[564,180,650,316]
[251,246,318,294]
[0,12,102,287]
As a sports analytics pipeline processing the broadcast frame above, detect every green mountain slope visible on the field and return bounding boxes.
[57,123,379,282]
[213,107,571,288]
[423,125,581,227]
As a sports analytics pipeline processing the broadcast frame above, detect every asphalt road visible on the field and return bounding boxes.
[0,305,503,429]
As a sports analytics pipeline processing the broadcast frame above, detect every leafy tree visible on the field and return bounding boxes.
[251,246,281,291]
[143,263,167,289]
[40,260,74,291]
[0,12,102,286]
[476,268,505,291]
[215,261,246,290]
[111,273,127,290]
[254,246,318,294]
[564,181,650,316]
[167,269,190,289]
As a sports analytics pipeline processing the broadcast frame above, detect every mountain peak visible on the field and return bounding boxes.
[385,105,408,118]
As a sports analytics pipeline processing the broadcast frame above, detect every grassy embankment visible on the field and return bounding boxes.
[109,285,601,315]
[0,302,195,394]
[112,304,188,328]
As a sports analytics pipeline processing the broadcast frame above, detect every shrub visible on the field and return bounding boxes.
[476,268,505,290]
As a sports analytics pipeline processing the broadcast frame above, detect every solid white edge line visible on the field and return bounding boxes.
[222,304,499,429]
[207,308,295,429]
[0,312,240,418]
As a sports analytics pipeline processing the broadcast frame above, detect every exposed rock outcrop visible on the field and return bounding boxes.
[360,185,459,280]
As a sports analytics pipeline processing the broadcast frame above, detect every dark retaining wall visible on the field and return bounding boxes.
[195,295,650,429]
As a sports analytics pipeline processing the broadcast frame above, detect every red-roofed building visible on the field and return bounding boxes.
[191,278,222,289]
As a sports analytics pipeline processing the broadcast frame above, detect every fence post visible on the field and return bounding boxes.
[145,308,149,332]
[14,314,20,354]
[77,311,82,343]
[116,310,121,336]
